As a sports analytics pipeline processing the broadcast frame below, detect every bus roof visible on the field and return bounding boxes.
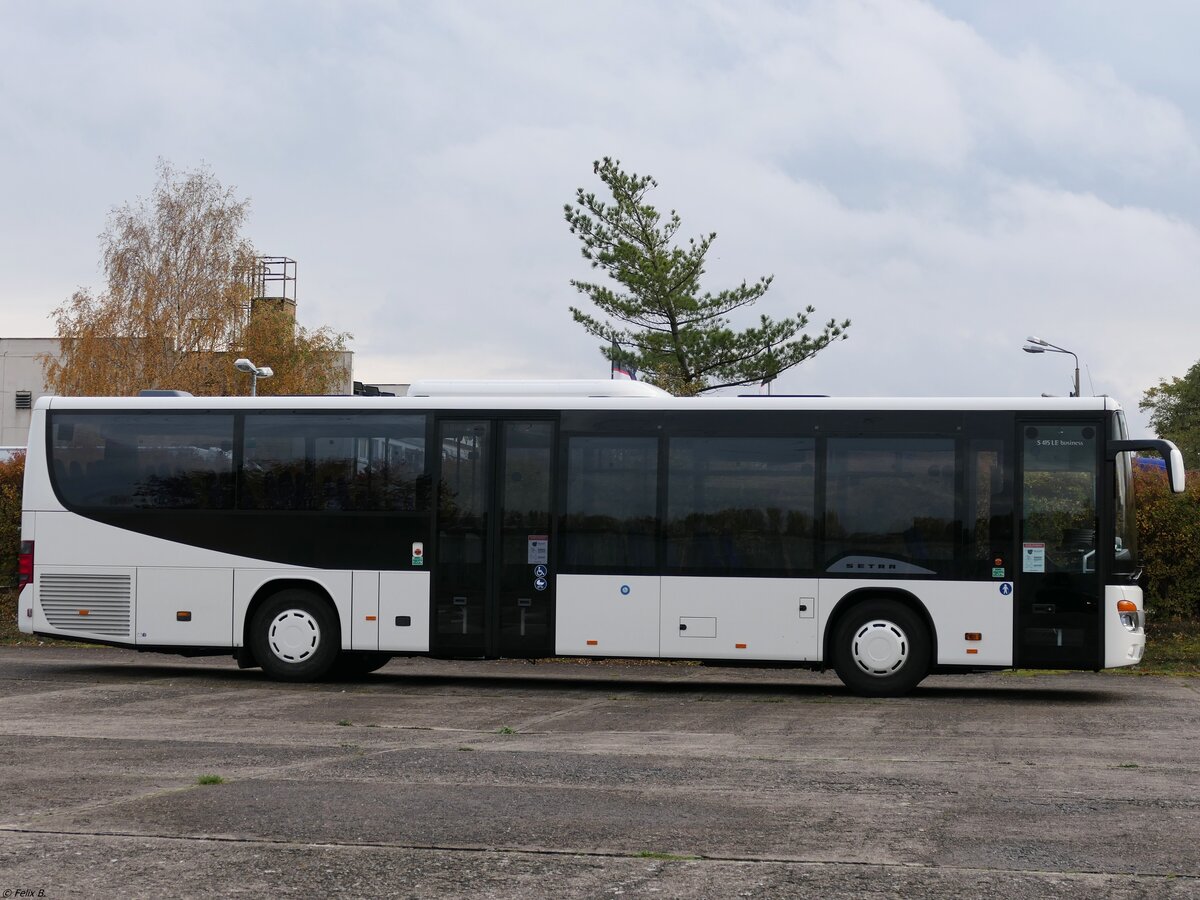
[34,390,1122,414]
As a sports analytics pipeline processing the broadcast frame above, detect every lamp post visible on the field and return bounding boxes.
[1022,336,1080,397]
[233,358,274,396]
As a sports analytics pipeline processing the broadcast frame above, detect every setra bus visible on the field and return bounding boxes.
[15,381,1185,696]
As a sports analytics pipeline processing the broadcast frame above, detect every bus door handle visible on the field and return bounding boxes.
[1033,603,1056,615]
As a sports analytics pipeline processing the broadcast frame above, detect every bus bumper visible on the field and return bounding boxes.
[17,583,33,635]
[1104,585,1145,668]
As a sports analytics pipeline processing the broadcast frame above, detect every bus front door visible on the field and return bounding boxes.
[1015,421,1103,669]
[431,419,556,659]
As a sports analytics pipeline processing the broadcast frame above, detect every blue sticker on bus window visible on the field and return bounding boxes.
[620,585,631,595]
[534,577,547,592]
[999,583,1012,596]
[534,565,547,579]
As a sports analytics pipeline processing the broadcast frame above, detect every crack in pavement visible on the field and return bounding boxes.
[1,826,1196,882]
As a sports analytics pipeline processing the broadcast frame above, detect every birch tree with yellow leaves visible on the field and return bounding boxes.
[44,161,348,397]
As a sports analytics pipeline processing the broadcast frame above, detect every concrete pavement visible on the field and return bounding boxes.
[0,646,1197,898]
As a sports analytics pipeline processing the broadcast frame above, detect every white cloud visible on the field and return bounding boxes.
[2,0,1200,436]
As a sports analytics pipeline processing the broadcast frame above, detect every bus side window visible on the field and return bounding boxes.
[666,436,815,574]
[562,435,658,571]
[824,438,957,573]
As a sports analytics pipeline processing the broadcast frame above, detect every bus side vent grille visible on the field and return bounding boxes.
[40,573,132,637]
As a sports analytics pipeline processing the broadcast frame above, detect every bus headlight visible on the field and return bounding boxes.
[1116,599,1143,632]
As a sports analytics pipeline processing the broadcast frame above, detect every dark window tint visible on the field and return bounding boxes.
[51,413,234,509]
[825,438,957,573]
[502,421,553,533]
[563,436,658,570]
[968,439,1012,577]
[434,421,490,641]
[242,414,426,511]
[1022,425,1097,574]
[437,422,489,527]
[667,437,815,572]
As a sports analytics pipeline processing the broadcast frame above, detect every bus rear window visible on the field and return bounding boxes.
[51,413,235,509]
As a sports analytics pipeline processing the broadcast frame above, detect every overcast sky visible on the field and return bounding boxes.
[3,0,1198,434]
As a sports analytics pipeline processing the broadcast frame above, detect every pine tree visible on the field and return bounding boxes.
[566,157,849,395]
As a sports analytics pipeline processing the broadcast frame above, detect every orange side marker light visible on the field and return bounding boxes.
[1116,599,1137,612]
[586,640,598,646]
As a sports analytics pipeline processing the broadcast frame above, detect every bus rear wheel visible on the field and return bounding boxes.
[250,589,340,682]
[832,600,931,697]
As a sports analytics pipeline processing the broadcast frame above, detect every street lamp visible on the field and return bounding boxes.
[234,358,273,396]
[1022,336,1081,398]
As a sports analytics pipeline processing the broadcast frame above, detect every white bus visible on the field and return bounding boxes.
[15,381,1185,696]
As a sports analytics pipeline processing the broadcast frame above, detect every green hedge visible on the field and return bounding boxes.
[1135,468,1200,620]
[0,453,23,584]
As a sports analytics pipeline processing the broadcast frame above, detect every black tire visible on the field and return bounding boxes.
[831,600,931,697]
[327,651,393,680]
[249,589,340,682]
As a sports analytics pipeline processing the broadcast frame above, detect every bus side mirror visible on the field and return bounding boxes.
[1108,439,1186,494]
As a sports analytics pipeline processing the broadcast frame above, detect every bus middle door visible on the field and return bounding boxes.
[431,418,556,659]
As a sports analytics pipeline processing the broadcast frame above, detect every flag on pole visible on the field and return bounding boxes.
[610,340,637,380]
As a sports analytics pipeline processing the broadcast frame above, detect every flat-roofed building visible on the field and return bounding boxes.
[0,338,58,446]
[0,337,355,447]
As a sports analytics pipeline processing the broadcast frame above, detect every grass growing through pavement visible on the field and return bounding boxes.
[635,851,700,861]
[0,587,29,644]
[1125,619,1200,676]
[0,587,89,647]
[196,774,225,785]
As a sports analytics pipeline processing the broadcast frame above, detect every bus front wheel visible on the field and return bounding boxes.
[831,600,931,697]
[250,589,340,682]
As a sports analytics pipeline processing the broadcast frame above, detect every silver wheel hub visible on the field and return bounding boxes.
[851,619,909,676]
[267,609,321,664]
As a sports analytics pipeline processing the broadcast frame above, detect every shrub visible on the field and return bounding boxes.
[1135,467,1200,620]
[0,452,24,585]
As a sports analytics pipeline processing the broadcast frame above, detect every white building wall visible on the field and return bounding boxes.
[0,338,58,447]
